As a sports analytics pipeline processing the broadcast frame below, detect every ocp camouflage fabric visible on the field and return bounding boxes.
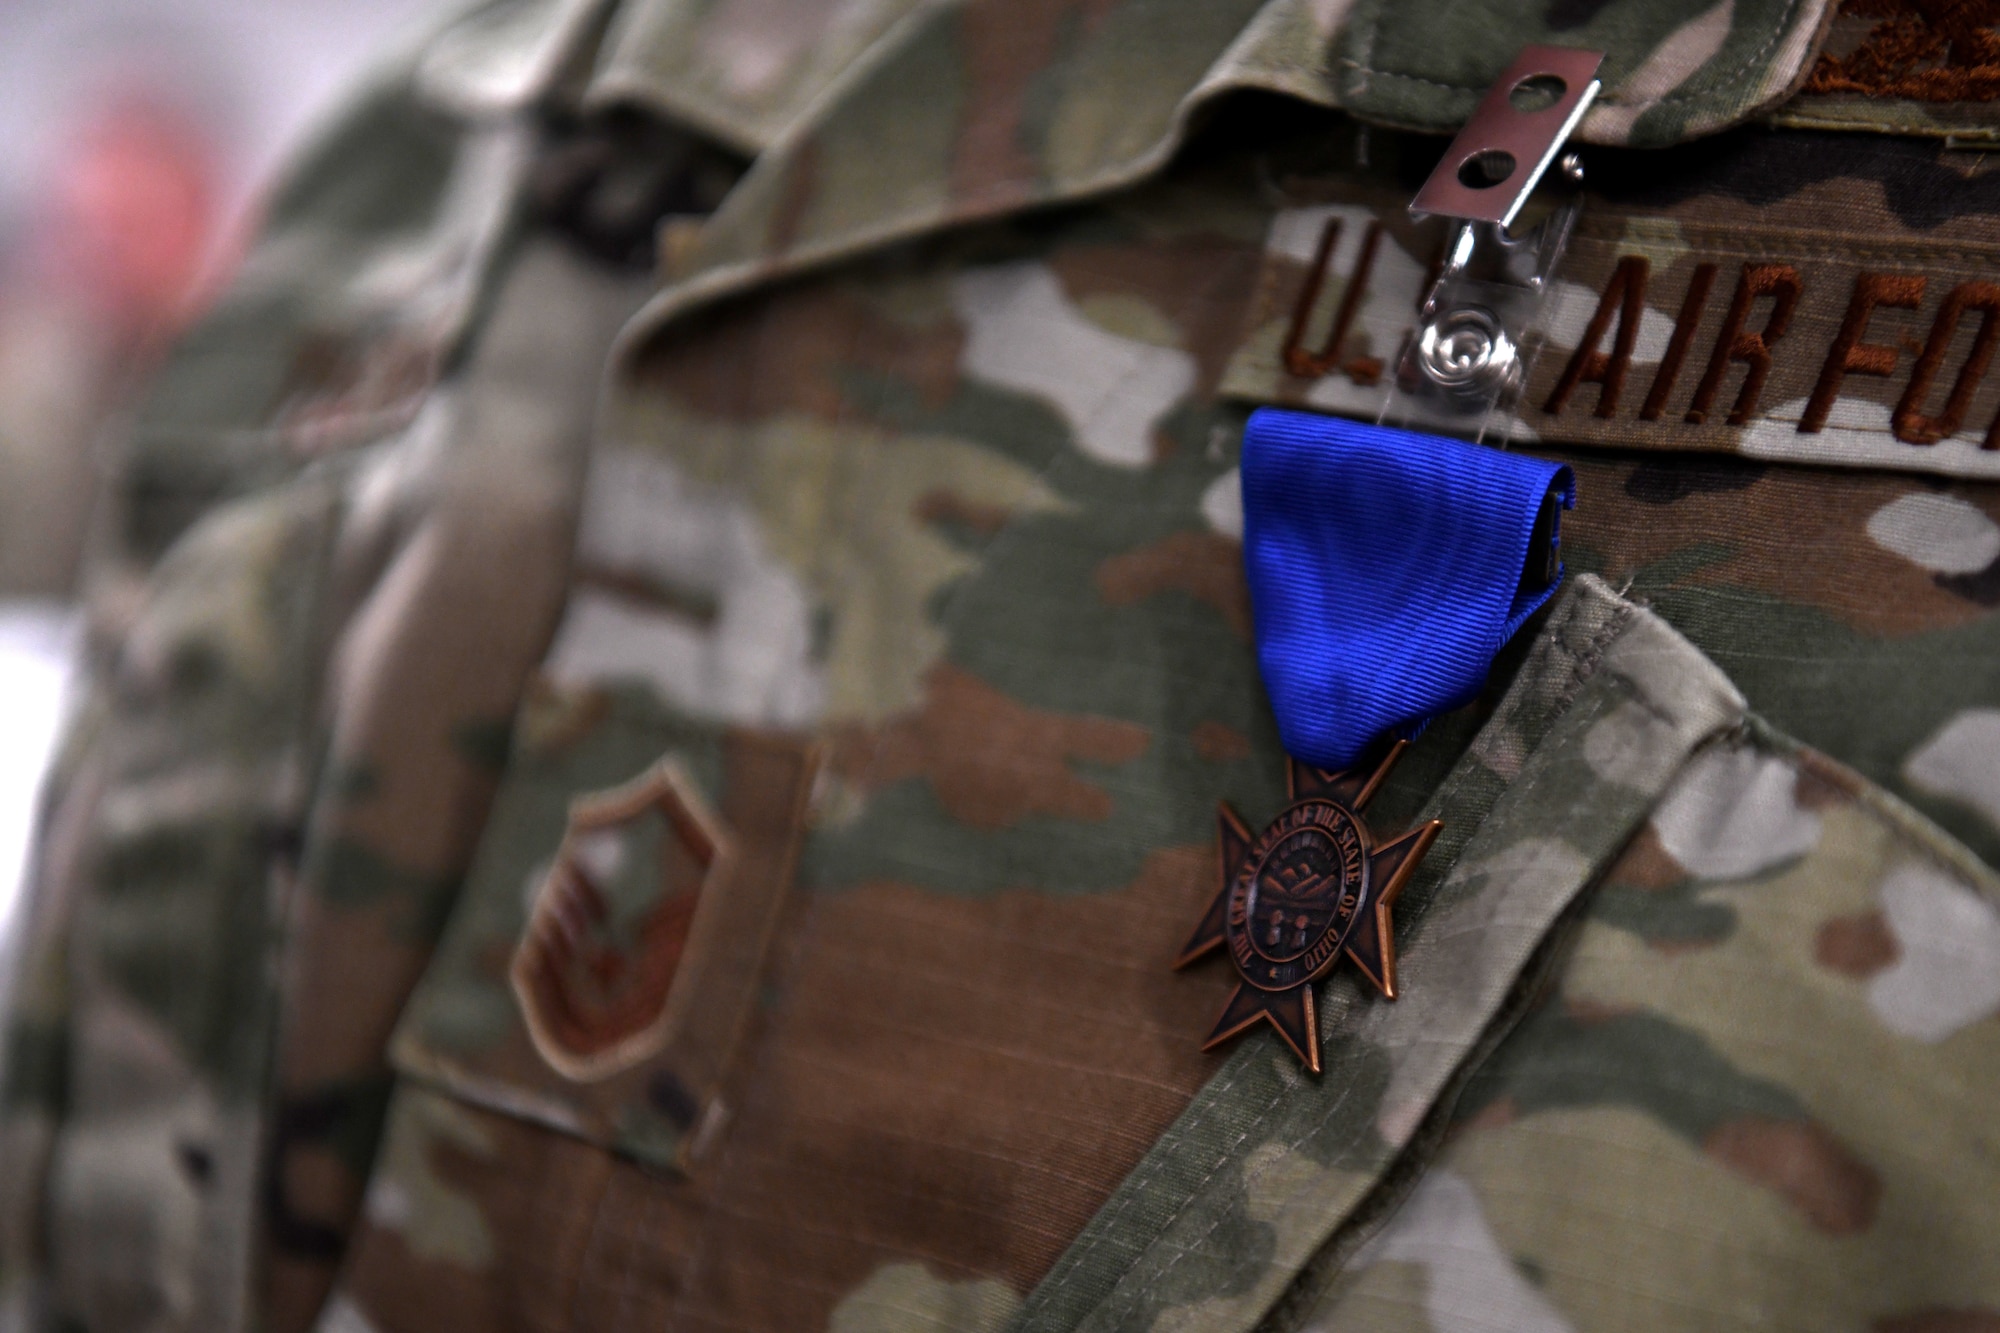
[4,0,2000,1331]
[1296,727,2000,1333]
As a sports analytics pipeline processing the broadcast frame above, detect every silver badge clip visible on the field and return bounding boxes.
[1384,46,1604,439]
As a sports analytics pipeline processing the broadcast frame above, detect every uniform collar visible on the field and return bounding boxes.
[607,0,1338,361]
[579,0,941,156]
[596,0,1842,359]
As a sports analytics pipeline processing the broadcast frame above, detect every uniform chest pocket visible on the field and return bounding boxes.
[386,680,819,1171]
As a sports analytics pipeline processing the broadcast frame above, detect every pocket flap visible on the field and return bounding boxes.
[1018,573,1747,1333]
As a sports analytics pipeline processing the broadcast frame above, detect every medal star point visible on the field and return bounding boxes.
[1201,981,1320,1073]
[1173,803,1252,969]
[1340,817,1441,1000]
[1176,740,1442,1072]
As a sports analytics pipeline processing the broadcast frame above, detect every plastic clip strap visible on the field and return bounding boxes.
[1379,45,1604,442]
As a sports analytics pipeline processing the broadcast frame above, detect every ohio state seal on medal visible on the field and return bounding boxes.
[1175,740,1442,1073]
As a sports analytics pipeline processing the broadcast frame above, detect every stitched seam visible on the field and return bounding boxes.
[1074,590,1631,1325]
[1771,724,2000,903]
[1128,598,1626,1311]
[1571,228,2000,264]
[1337,0,1809,112]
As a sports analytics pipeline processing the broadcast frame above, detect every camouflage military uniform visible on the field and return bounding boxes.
[6,0,2000,1329]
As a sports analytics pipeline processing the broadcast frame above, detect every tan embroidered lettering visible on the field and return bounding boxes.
[1545,256,1649,419]
[1895,280,2000,447]
[1801,273,1927,434]
[1640,262,1718,422]
[1686,263,1802,426]
[1282,217,1383,381]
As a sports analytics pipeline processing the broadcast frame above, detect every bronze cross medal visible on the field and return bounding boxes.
[1175,740,1442,1074]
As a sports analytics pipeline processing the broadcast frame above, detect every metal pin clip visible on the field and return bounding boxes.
[1386,46,1604,433]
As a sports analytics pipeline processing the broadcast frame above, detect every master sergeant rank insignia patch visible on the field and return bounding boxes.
[511,760,737,1082]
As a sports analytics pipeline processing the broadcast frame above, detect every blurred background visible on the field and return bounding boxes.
[0,0,444,966]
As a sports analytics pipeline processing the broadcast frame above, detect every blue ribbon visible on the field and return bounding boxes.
[1241,409,1575,771]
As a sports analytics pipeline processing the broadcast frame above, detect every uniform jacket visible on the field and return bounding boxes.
[4,0,2000,1330]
